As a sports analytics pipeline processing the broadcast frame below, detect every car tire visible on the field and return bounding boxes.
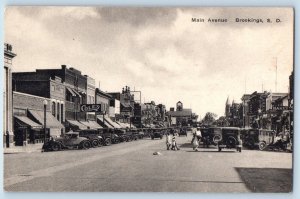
[105,138,111,146]
[81,141,91,149]
[97,139,103,147]
[91,140,99,148]
[259,142,266,151]
[51,142,61,151]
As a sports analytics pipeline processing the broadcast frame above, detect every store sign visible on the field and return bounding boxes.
[272,106,289,111]
[80,104,101,112]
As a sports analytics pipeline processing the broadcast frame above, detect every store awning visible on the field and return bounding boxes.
[79,120,102,129]
[116,121,136,129]
[66,87,76,97]
[104,116,122,128]
[14,116,42,129]
[67,120,89,130]
[28,110,64,129]
[97,115,114,128]
[71,89,82,98]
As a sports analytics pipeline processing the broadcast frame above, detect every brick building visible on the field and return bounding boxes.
[13,92,64,145]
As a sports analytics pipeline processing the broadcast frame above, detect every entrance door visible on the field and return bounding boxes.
[14,129,25,146]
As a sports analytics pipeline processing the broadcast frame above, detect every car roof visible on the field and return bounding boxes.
[65,132,79,135]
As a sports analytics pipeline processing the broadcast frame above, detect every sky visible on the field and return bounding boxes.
[4,7,294,118]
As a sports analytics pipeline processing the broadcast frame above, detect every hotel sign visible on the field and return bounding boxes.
[80,104,102,112]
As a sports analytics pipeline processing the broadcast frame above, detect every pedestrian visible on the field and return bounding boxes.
[171,133,180,150]
[166,132,171,150]
[192,132,199,151]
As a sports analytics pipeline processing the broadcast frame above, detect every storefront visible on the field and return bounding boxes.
[14,116,42,146]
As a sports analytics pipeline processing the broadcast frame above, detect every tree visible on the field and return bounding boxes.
[201,112,217,125]
[215,116,229,126]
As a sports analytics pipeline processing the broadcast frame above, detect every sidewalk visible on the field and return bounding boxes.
[3,143,43,154]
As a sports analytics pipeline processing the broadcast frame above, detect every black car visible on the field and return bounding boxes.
[150,128,163,139]
[178,127,188,136]
[79,129,104,147]
[42,132,91,152]
[215,127,242,152]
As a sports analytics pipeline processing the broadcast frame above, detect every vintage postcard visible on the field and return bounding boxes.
[3,7,294,192]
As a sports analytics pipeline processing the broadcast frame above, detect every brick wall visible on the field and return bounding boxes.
[13,92,51,112]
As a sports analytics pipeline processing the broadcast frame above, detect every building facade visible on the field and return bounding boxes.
[3,43,16,147]
[13,91,64,145]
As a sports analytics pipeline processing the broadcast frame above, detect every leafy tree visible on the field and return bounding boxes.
[201,112,217,125]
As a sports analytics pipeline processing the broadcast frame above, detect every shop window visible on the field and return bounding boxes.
[52,102,56,116]
[57,103,60,121]
[61,104,64,122]
[51,85,55,92]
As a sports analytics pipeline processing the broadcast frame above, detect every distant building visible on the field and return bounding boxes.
[166,101,197,126]
[225,96,231,117]
[108,86,135,123]
[241,94,251,128]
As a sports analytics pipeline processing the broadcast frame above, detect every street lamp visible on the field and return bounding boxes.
[43,100,48,143]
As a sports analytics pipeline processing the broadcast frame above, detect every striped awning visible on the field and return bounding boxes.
[14,116,42,129]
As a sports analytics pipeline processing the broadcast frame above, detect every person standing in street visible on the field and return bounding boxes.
[166,132,171,150]
[171,133,180,151]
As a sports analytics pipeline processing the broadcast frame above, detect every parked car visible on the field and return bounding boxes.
[240,128,274,150]
[42,132,91,151]
[215,127,242,152]
[178,127,187,136]
[79,129,104,147]
[150,128,163,139]
[200,127,222,147]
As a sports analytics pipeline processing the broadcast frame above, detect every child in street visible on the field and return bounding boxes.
[166,132,171,150]
[171,133,180,151]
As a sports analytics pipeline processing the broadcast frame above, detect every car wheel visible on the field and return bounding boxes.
[91,140,99,148]
[51,142,61,151]
[105,138,111,146]
[81,141,91,149]
[259,142,266,151]
[213,135,222,144]
[97,139,103,147]
[226,136,237,147]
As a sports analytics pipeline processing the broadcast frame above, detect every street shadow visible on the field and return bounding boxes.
[179,143,217,148]
[235,167,293,193]
[185,150,235,153]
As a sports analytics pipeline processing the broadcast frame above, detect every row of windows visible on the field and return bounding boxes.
[52,102,64,121]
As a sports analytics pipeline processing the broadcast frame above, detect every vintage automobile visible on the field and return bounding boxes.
[137,128,145,139]
[78,129,104,147]
[114,129,129,142]
[258,130,287,151]
[178,127,188,136]
[101,128,120,144]
[215,127,242,152]
[42,132,91,151]
[200,127,222,147]
[241,128,274,150]
[150,128,163,139]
